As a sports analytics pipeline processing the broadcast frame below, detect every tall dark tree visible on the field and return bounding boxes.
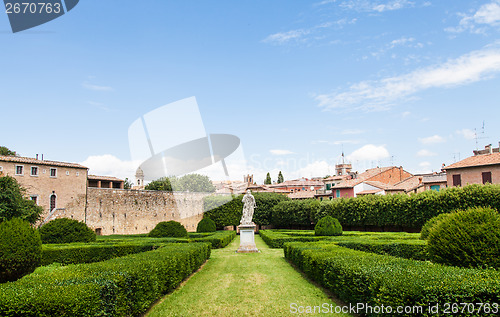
[0,175,43,224]
[0,146,16,156]
[264,172,272,185]
[277,171,284,184]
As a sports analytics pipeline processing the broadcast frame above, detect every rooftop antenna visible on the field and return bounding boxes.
[474,121,487,150]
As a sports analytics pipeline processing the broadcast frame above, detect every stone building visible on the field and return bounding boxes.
[0,155,88,224]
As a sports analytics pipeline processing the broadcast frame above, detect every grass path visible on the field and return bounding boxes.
[146,235,350,317]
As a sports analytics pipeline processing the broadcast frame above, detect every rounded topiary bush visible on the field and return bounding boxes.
[314,216,342,236]
[420,212,453,240]
[427,207,500,268]
[39,218,96,244]
[197,218,216,233]
[0,218,42,283]
[149,221,188,237]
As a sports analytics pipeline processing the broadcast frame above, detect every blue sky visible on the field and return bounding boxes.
[1,0,500,183]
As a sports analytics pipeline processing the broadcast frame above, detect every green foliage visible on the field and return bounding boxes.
[427,207,500,268]
[149,221,188,238]
[173,174,216,192]
[123,178,133,189]
[145,177,172,191]
[0,146,16,156]
[271,199,319,228]
[0,243,211,316]
[277,171,284,184]
[285,242,500,316]
[203,193,290,228]
[313,183,500,230]
[39,218,96,244]
[314,216,342,236]
[0,175,43,224]
[264,172,272,185]
[197,218,216,233]
[189,230,236,248]
[420,212,453,240]
[259,230,328,248]
[0,218,41,283]
[338,241,429,261]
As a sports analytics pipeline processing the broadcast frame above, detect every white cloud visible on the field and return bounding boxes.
[82,82,113,91]
[417,149,437,157]
[456,128,476,140]
[289,160,336,179]
[315,45,500,112]
[416,161,433,173]
[418,135,445,144]
[341,129,364,135]
[270,149,295,155]
[338,0,414,12]
[447,1,500,33]
[347,144,390,161]
[373,0,414,12]
[81,155,142,180]
[262,29,310,45]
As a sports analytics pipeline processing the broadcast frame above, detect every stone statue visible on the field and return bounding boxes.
[240,189,256,225]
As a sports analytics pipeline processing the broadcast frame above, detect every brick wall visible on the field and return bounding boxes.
[446,165,500,187]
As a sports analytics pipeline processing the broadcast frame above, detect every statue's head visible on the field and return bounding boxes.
[246,189,251,194]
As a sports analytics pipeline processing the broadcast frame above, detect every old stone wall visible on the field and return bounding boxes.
[64,188,210,235]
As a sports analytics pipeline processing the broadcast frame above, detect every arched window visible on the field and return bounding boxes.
[50,194,56,211]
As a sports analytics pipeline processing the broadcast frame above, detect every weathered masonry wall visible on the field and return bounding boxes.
[64,188,210,235]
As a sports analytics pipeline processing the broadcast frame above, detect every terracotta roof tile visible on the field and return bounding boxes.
[88,175,124,182]
[0,155,87,169]
[386,176,423,192]
[443,153,500,170]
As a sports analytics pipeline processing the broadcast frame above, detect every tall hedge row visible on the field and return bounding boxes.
[203,193,290,228]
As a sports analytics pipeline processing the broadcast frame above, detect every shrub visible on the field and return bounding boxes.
[0,218,42,283]
[39,218,96,244]
[271,199,319,228]
[420,212,453,240]
[149,221,188,237]
[0,175,43,224]
[314,216,342,236]
[427,206,500,268]
[196,218,216,233]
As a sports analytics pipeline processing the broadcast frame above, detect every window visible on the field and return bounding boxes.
[482,172,492,184]
[336,189,340,198]
[50,194,56,210]
[50,168,57,177]
[30,166,38,176]
[76,172,79,176]
[15,165,24,175]
[430,185,440,191]
[66,171,70,176]
[30,196,38,205]
[452,174,461,187]
[326,183,331,190]
[0,166,3,172]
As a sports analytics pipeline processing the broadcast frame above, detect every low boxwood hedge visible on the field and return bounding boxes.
[284,242,500,316]
[190,230,236,249]
[0,243,211,316]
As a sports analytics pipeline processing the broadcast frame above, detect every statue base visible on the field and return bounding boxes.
[237,224,259,253]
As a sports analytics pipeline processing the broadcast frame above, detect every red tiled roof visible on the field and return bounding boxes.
[88,175,124,182]
[386,176,423,192]
[443,153,500,170]
[288,191,316,199]
[0,155,87,169]
[357,189,384,195]
[268,179,323,188]
[333,167,395,188]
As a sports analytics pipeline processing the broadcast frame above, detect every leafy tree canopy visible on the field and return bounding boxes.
[145,177,173,191]
[124,178,133,190]
[0,146,16,156]
[0,175,43,224]
[264,172,272,185]
[145,174,215,192]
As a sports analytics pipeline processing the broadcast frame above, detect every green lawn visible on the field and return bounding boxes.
[146,235,351,317]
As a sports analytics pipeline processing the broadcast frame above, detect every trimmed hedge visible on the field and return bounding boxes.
[315,184,500,230]
[39,218,96,244]
[427,207,500,268]
[271,199,319,228]
[420,212,453,240]
[285,242,500,316]
[259,230,328,248]
[337,241,429,261]
[0,243,211,316]
[190,230,236,249]
[0,218,41,283]
[314,216,342,236]
[149,221,188,238]
[197,218,216,233]
[203,193,290,228]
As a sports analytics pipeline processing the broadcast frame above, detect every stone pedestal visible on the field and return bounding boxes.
[237,224,259,253]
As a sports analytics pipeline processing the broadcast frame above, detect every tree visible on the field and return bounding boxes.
[124,178,133,189]
[264,172,272,185]
[0,146,16,156]
[174,174,215,192]
[0,175,43,224]
[277,171,284,184]
[144,177,173,191]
